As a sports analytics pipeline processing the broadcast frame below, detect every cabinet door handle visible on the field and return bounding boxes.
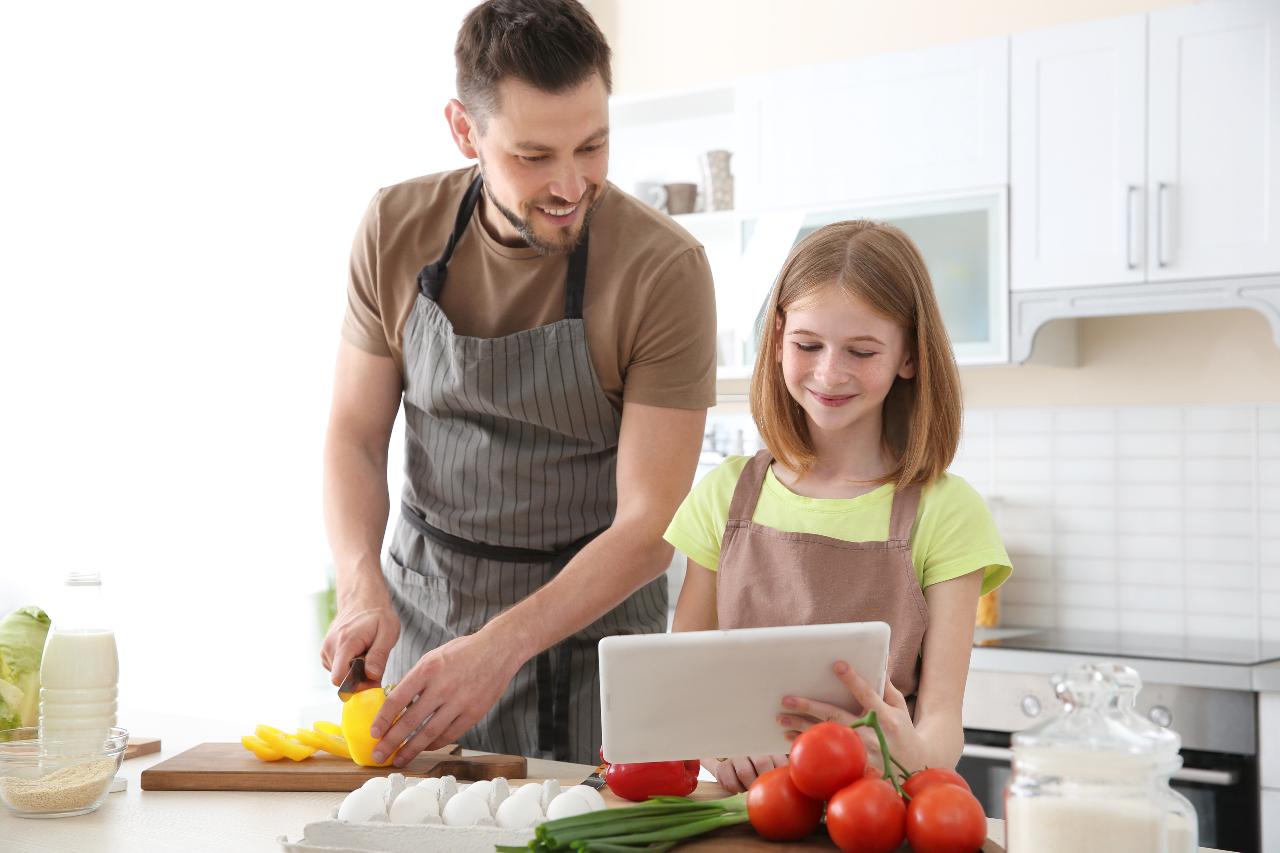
[1126,185,1140,269]
[1156,182,1171,267]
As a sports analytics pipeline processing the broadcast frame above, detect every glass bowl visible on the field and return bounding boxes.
[0,726,128,818]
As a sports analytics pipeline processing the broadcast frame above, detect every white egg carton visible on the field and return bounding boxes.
[279,774,605,853]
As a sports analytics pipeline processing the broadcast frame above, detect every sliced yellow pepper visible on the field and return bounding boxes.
[341,687,395,767]
[296,727,350,759]
[313,720,342,736]
[241,734,284,761]
[255,724,318,761]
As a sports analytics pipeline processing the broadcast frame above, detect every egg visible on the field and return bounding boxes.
[511,782,542,802]
[546,791,593,820]
[414,777,443,799]
[465,779,494,803]
[562,784,607,812]
[442,791,493,826]
[495,792,544,829]
[337,785,386,822]
[389,785,441,824]
[359,776,390,796]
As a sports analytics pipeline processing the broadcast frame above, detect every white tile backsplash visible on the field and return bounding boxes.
[964,404,1279,643]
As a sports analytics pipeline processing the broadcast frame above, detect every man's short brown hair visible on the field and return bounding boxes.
[455,0,612,129]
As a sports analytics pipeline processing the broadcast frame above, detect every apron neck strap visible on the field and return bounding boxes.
[887,480,922,542]
[563,228,589,320]
[417,174,485,302]
[726,450,773,522]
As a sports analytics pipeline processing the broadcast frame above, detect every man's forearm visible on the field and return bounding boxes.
[324,434,393,604]
[484,520,673,661]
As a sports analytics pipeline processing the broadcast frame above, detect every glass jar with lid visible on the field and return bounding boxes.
[1005,662,1195,853]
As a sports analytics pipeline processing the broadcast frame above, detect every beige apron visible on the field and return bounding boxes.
[716,450,929,703]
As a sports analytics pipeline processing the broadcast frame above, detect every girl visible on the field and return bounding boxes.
[665,220,1011,793]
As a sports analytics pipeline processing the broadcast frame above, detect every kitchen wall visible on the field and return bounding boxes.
[589,0,1280,407]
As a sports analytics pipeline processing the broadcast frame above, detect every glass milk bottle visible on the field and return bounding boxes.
[38,572,119,756]
[1005,663,1173,853]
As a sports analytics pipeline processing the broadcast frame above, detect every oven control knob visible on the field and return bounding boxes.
[1020,694,1042,718]
[1148,705,1173,728]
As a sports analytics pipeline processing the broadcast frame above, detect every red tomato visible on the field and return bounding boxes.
[825,777,907,853]
[902,766,972,800]
[787,721,868,800]
[746,766,824,841]
[603,760,698,801]
[905,783,987,853]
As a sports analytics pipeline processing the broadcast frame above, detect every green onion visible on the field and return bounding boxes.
[505,792,749,852]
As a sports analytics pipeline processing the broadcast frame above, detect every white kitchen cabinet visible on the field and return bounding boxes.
[734,37,1008,213]
[1010,15,1147,290]
[1011,0,1280,292]
[1147,0,1280,281]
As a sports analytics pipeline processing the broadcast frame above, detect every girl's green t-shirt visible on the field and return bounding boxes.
[664,456,1012,595]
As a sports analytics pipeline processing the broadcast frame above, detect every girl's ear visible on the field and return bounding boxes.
[898,351,917,380]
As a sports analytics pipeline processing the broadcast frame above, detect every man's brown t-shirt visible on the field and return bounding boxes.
[342,166,717,411]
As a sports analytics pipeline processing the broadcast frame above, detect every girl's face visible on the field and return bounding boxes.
[777,285,916,436]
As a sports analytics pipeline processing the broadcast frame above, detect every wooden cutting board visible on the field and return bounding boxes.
[123,735,161,760]
[140,742,526,792]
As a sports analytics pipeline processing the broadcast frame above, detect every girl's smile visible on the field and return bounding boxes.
[808,388,858,407]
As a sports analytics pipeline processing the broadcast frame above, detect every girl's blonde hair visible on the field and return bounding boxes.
[749,220,962,487]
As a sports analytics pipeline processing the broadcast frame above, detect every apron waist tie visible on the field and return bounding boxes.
[400,501,605,563]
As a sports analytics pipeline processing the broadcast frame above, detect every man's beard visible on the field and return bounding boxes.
[478,162,600,256]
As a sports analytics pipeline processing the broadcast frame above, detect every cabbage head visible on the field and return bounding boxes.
[0,606,51,730]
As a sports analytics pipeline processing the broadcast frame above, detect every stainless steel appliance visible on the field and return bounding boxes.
[960,630,1268,853]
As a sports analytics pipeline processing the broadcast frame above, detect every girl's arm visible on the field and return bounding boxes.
[671,557,718,632]
[911,568,984,768]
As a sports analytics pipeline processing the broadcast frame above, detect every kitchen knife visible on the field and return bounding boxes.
[337,656,381,702]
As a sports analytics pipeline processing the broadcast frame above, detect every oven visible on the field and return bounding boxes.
[959,669,1261,853]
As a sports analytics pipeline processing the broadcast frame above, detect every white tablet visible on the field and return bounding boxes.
[598,621,890,763]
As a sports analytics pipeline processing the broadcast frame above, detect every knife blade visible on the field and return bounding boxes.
[337,656,381,702]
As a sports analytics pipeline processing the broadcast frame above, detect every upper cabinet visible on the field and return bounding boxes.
[1010,15,1147,290]
[1148,0,1280,281]
[1011,0,1280,291]
[733,38,1008,211]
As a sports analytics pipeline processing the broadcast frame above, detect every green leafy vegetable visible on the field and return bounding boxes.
[0,606,52,730]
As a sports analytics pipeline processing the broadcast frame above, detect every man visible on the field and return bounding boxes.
[320,0,716,767]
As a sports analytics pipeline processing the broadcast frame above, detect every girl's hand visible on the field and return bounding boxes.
[704,754,789,793]
[777,660,929,776]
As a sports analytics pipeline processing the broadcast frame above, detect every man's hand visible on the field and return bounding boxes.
[320,589,401,685]
[367,627,523,765]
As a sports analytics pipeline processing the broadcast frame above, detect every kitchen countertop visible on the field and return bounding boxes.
[971,628,1280,693]
[0,709,1232,853]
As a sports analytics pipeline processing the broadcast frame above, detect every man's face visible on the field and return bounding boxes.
[460,74,609,255]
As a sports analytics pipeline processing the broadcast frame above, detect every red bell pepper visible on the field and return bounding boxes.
[602,757,700,801]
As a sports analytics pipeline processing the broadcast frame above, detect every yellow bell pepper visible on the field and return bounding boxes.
[296,727,351,759]
[313,720,342,736]
[255,724,318,761]
[241,734,284,761]
[341,687,396,767]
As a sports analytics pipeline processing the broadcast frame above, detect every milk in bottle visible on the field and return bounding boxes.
[38,572,119,756]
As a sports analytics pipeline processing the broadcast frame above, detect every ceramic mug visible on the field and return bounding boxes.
[664,182,698,215]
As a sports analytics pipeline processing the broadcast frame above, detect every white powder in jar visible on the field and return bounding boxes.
[0,757,116,813]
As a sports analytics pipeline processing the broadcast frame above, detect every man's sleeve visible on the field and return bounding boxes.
[622,246,717,409]
[341,189,393,357]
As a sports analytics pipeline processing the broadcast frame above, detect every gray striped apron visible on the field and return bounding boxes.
[383,175,667,764]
